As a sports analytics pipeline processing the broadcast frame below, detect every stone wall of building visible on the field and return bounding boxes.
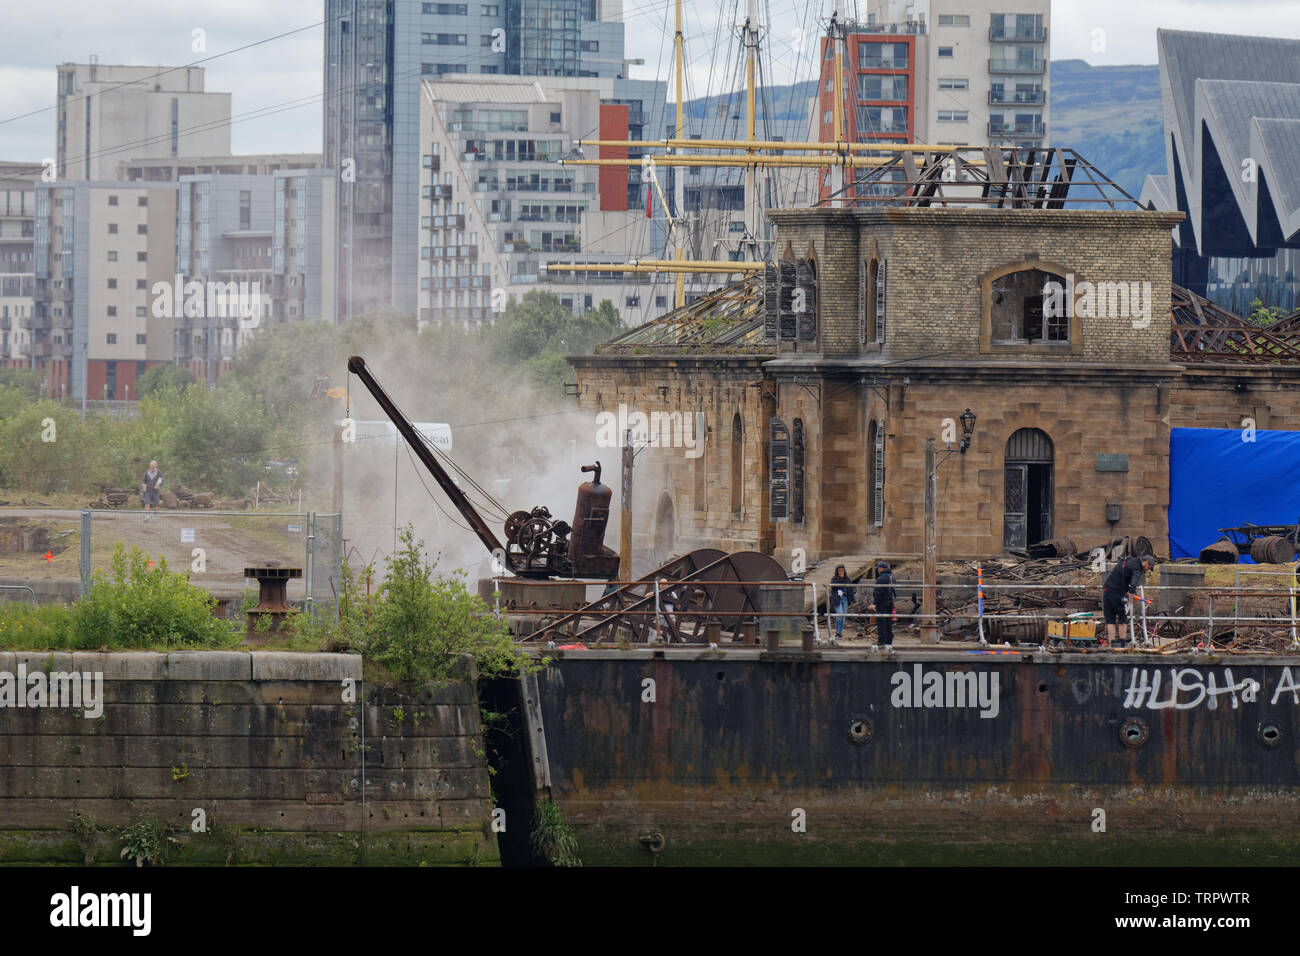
[768,208,1185,365]
[571,357,773,564]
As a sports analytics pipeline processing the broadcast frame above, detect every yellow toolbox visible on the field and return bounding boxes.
[1047,619,1099,641]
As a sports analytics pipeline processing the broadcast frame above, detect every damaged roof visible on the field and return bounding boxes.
[596,273,774,355]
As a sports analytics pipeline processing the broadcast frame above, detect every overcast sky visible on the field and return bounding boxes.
[1,0,1297,162]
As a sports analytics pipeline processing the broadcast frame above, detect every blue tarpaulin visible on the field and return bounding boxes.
[1169,427,1300,561]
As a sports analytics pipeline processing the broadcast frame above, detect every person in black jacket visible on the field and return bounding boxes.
[1103,553,1153,646]
[829,565,854,641]
[867,561,897,651]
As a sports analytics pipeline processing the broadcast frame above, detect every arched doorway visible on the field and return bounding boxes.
[1004,428,1053,550]
[655,491,675,554]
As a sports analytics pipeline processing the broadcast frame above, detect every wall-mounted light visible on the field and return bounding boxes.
[959,408,976,454]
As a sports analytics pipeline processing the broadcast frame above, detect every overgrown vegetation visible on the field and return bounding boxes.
[301,524,535,683]
[119,818,177,867]
[0,293,621,501]
[530,798,581,867]
[0,544,239,650]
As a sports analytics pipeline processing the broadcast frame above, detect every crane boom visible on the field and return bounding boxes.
[346,355,506,558]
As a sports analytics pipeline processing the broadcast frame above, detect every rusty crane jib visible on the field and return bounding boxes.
[346,355,619,580]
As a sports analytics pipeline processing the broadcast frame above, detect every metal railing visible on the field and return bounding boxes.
[492,566,1300,651]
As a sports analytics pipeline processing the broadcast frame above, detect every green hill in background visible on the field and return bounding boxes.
[1048,58,1164,199]
[681,59,1166,200]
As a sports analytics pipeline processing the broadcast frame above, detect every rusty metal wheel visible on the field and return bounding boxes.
[504,510,531,544]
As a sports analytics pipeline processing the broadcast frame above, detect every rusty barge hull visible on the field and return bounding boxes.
[492,648,1300,865]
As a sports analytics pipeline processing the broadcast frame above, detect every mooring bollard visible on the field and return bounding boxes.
[766,628,781,653]
[705,619,722,644]
[739,619,757,645]
[801,624,815,653]
[243,563,303,644]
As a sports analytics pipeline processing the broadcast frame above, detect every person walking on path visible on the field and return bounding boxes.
[142,460,163,516]
[829,565,854,642]
[868,561,897,651]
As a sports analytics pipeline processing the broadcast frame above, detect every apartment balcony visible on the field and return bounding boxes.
[859,57,909,70]
[990,26,1047,42]
[989,89,1046,106]
[16,341,30,357]
[0,315,9,331]
[989,120,1046,138]
[55,313,74,331]
[432,214,466,230]
[430,185,453,199]
[989,58,1046,74]
[32,341,51,358]
[26,314,51,332]
[55,342,73,359]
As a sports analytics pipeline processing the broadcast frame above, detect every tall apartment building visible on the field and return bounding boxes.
[815,0,1050,200]
[420,75,677,326]
[324,0,647,320]
[174,170,338,382]
[117,153,322,183]
[56,63,231,181]
[31,182,179,400]
[0,163,37,365]
[175,175,273,385]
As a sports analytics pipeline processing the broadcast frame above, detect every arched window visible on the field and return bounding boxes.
[730,412,743,517]
[990,268,1068,344]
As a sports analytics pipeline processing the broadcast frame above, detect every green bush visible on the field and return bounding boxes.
[70,544,240,649]
[331,525,531,683]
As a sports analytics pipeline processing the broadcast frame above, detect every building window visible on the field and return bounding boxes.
[108,195,118,206]
[239,189,251,230]
[136,279,146,290]
[769,418,789,521]
[625,295,640,308]
[107,251,117,262]
[550,111,561,123]
[791,418,804,524]
[137,224,148,235]
[579,41,598,52]
[938,78,969,90]
[106,333,117,344]
[938,14,970,26]
[106,278,117,289]
[136,307,146,317]
[655,295,667,309]
[938,46,954,57]
[137,252,147,262]
[989,268,1070,344]
[136,334,146,345]
[108,223,118,234]
[423,2,468,12]
[138,196,148,207]
[481,3,499,13]
[937,110,969,122]
[107,306,117,317]
[730,413,743,517]
[480,65,499,74]
[869,420,885,526]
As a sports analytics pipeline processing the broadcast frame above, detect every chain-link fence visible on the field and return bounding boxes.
[79,509,342,619]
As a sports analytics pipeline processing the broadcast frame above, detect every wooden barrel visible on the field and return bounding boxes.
[1198,539,1239,564]
[1250,535,1295,565]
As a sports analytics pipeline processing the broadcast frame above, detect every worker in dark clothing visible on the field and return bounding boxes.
[867,561,897,651]
[1103,553,1154,646]
[829,565,854,642]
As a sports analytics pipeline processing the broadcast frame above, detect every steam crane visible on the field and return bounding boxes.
[346,356,620,580]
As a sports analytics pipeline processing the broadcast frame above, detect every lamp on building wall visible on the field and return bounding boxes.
[958,408,976,454]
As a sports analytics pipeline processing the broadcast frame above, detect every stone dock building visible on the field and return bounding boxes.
[569,154,1300,568]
